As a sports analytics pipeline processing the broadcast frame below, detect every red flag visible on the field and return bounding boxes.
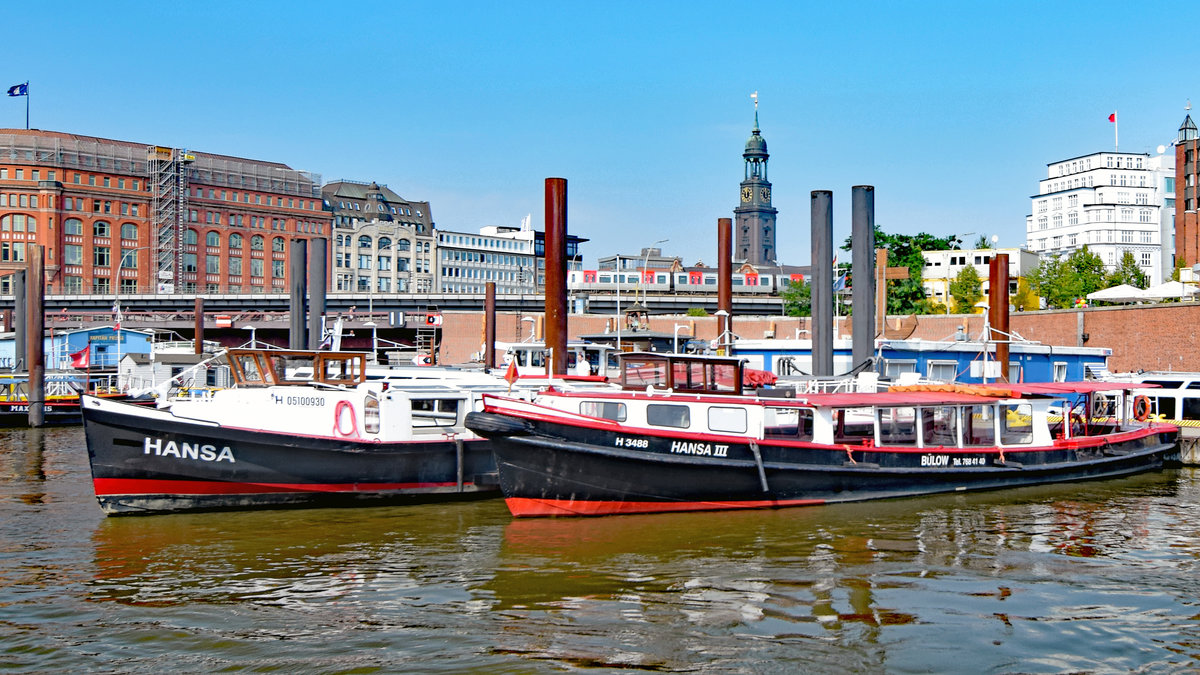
[504,359,519,385]
[70,345,90,369]
[1108,112,1116,123]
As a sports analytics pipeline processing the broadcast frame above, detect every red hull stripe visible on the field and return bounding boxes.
[505,496,825,517]
[93,478,467,496]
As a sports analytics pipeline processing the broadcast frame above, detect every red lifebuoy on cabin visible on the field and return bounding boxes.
[333,400,360,438]
[1133,395,1151,422]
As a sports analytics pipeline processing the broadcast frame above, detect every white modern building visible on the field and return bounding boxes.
[436,225,538,295]
[921,247,1040,309]
[1025,150,1176,282]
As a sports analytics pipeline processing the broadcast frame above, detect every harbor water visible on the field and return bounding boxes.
[2,426,1199,673]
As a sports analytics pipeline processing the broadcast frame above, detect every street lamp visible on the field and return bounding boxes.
[642,239,668,306]
[116,245,154,295]
[615,254,622,351]
[714,309,730,355]
[674,323,690,354]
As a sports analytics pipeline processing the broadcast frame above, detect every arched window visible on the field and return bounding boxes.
[358,235,372,248]
[185,228,198,245]
[397,239,411,252]
[206,231,220,247]
[251,235,264,250]
[272,237,285,252]
[93,221,111,237]
[120,222,138,240]
[230,233,243,249]
[64,218,83,235]
[378,237,392,250]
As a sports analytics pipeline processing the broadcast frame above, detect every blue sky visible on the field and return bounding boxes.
[2,2,1192,268]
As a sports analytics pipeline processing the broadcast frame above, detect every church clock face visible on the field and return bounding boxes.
[760,187,771,201]
[741,186,752,202]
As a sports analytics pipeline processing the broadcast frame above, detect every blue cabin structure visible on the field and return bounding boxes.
[0,327,153,370]
[732,338,1111,384]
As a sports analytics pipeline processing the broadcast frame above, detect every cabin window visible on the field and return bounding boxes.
[672,361,706,390]
[708,407,747,434]
[1144,380,1182,389]
[962,405,996,446]
[926,361,957,382]
[267,354,317,383]
[764,407,814,440]
[1183,398,1200,420]
[922,406,958,447]
[646,404,690,429]
[1000,404,1033,444]
[1155,396,1176,419]
[709,363,738,393]
[624,358,667,389]
[412,399,460,428]
[877,407,918,445]
[580,401,626,422]
[835,409,875,443]
[233,353,265,384]
[321,355,365,384]
[1053,362,1067,382]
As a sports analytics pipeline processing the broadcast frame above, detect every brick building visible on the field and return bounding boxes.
[0,129,330,295]
[1176,112,1199,267]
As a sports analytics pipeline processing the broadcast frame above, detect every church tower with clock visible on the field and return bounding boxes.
[733,99,778,265]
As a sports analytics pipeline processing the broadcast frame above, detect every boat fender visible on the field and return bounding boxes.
[333,400,360,438]
[1133,396,1151,422]
[464,411,531,435]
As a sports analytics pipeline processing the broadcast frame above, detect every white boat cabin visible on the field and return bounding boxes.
[523,353,1143,451]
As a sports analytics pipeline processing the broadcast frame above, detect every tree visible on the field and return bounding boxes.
[1028,254,1072,309]
[1106,251,1149,289]
[841,226,961,315]
[974,234,994,249]
[1028,246,1108,309]
[1067,246,1108,299]
[780,280,811,317]
[949,265,983,314]
[1171,257,1187,282]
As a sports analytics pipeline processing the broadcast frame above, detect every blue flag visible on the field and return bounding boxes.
[7,83,28,97]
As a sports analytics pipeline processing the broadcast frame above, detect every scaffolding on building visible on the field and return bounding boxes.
[147,146,193,292]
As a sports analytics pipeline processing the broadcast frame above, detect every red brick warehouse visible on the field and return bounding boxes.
[0,129,331,295]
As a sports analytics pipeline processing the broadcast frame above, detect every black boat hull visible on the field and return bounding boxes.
[467,411,1181,517]
[83,398,499,515]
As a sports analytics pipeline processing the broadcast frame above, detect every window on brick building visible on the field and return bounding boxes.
[93,221,110,237]
[94,246,111,267]
[121,223,137,240]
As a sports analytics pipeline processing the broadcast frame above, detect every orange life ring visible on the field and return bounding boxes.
[1133,395,1151,422]
[333,400,359,437]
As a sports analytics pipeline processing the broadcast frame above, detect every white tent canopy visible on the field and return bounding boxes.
[1086,284,1147,303]
[1142,280,1199,301]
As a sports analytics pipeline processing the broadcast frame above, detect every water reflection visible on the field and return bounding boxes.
[4,426,1199,672]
